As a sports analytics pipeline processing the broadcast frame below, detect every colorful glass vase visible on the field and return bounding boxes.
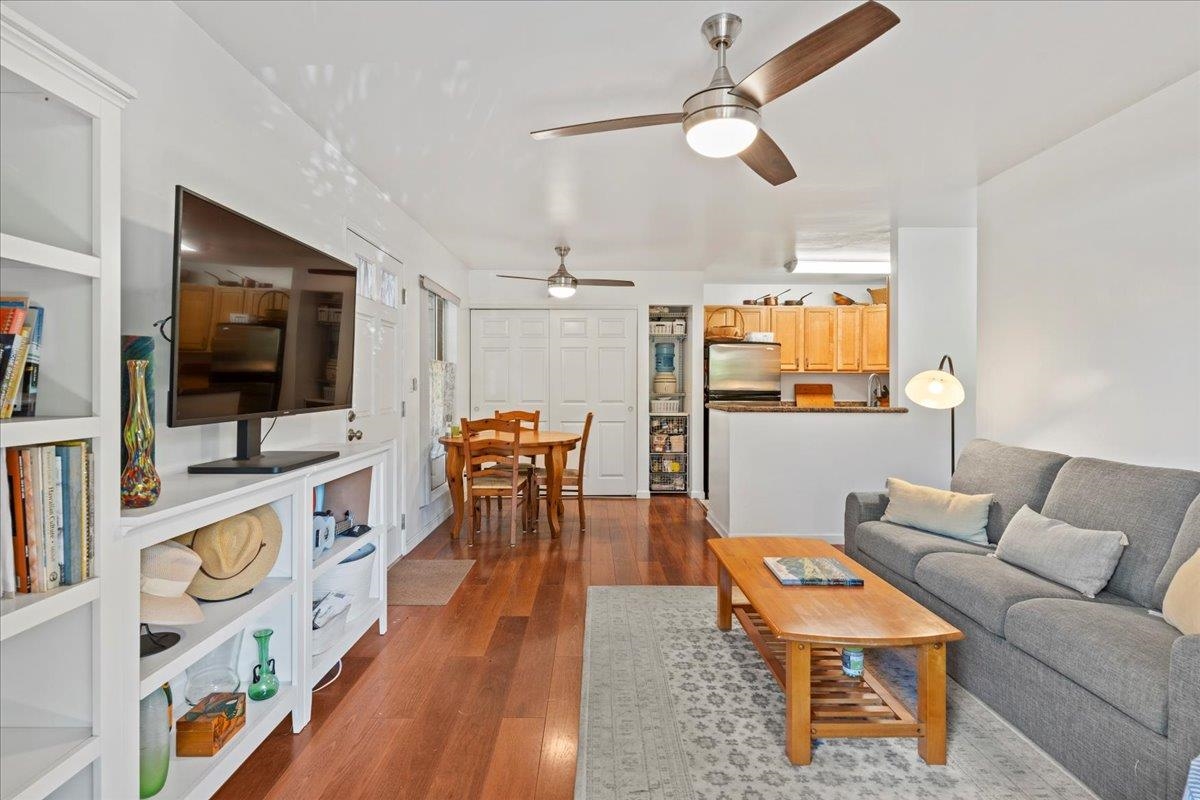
[248,628,279,701]
[139,683,172,798]
[121,359,161,508]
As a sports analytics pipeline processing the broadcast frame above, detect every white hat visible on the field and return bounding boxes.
[141,541,204,625]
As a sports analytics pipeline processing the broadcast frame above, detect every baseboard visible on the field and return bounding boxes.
[705,512,730,537]
[690,490,706,500]
[635,490,651,500]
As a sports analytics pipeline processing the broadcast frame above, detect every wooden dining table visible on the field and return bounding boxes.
[438,429,581,539]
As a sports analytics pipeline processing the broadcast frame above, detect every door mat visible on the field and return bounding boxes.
[387,559,475,605]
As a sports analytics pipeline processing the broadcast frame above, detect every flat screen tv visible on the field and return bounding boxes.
[169,186,357,474]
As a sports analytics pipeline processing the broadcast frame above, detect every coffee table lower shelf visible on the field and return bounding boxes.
[732,601,920,740]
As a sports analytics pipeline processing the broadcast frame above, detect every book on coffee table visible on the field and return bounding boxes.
[764,556,864,586]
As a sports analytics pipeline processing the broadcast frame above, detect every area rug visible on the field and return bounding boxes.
[576,586,1098,800]
[386,559,475,605]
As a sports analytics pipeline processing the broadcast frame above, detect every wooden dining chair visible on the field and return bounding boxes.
[461,417,532,547]
[491,409,540,527]
[535,412,593,533]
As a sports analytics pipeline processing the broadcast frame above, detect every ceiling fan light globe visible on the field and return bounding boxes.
[684,114,759,158]
[548,284,576,299]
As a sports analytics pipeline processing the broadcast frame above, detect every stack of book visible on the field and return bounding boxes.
[3,441,94,593]
[0,293,45,418]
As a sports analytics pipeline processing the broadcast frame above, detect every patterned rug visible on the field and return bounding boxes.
[576,586,1097,800]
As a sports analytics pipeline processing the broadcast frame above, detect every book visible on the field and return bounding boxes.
[13,304,43,417]
[7,448,30,593]
[763,556,864,587]
[0,294,28,334]
[56,443,84,585]
[39,445,61,589]
[0,332,18,410]
[21,448,44,592]
[83,445,94,579]
[0,457,13,596]
[0,327,31,418]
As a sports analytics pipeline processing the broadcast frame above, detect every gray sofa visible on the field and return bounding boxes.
[844,439,1200,800]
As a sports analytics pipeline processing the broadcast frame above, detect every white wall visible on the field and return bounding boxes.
[469,270,705,496]
[977,73,1200,469]
[9,0,471,551]
[895,227,979,477]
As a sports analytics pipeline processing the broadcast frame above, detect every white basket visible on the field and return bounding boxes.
[311,606,349,655]
[672,320,686,335]
[745,331,775,343]
[650,398,681,414]
[313,544,376,617]
[649,321,673,335]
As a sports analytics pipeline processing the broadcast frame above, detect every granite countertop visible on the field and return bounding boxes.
[706,400,908,413]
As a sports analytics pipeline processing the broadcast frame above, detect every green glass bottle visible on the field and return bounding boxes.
[248,628,279,701]
[139,683,172,797]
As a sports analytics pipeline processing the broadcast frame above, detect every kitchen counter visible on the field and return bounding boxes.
[705,400,907,413]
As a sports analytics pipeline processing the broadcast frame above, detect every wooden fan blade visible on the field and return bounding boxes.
[731,1,899,107]
[575,279,636,287]
[530,113,684,140]
[496,274,551,282]
[738,130,796,186]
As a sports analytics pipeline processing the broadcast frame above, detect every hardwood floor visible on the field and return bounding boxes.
[215,496,720,800]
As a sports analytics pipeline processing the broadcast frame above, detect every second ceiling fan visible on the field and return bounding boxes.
[497,246,635,298]
[530,1,899,186]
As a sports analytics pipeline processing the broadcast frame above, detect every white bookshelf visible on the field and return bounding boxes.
[116,444,388,799]
[0,5,135,800]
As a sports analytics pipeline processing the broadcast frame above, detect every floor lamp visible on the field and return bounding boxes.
[904,354,966,475]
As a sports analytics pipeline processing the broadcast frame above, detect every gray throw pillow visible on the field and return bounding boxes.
[993,505,1128,597]
[881,477,993,545]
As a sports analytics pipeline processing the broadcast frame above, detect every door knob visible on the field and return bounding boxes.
[347,410,357,422]
[347,428,363,441]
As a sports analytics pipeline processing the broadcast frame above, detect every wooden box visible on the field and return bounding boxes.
[176,692,246,757]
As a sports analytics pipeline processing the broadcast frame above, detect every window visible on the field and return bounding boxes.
[419,277,458,505]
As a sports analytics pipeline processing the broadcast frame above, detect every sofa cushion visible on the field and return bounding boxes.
[1154,492,1200,608]
[855,521,991,582]
[994,505,1127,596]
[1006,598,1179,733]
[881,477,992,544]
[914,552,1081,636]
[951,439,1071,543]
[1041,458,1200,608]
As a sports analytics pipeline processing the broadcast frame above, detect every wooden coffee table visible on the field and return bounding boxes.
[707,537,963,766]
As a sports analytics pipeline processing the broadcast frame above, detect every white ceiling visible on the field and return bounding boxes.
[176,0,1199,276]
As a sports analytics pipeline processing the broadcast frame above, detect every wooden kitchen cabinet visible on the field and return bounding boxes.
[836,306,862,371]
[177,284,214,351]
[704,305,771,335]
[861,304,889,371]
[771,307,803,371]
[803,307,836,371]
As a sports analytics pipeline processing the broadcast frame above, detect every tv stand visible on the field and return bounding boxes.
[188,418,339,474]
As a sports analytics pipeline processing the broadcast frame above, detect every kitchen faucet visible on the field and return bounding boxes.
[867,373,882,407]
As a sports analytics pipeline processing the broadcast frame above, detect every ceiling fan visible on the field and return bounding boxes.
[530,1,899,186]
[497,246,636,298]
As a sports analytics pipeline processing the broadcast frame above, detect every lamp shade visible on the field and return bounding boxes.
[904,369,965,410]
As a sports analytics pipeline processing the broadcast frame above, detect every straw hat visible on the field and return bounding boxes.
[141,541,204,625]
[175,504,282,601]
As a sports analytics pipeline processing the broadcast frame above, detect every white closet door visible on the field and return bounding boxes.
[469,309,549,421]
[548,309,637,496]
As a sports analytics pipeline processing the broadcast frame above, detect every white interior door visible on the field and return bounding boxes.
[548,309,637,496]
[470,308,637,496]
[469,309,549,421]
[347,230,403,558]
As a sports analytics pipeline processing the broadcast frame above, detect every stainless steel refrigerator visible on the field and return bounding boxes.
[703,342,782,494]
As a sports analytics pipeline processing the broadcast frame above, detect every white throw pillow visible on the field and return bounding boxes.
[1163,547,1199,635]
[881,477,992,545]
[993,505,1127,597]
